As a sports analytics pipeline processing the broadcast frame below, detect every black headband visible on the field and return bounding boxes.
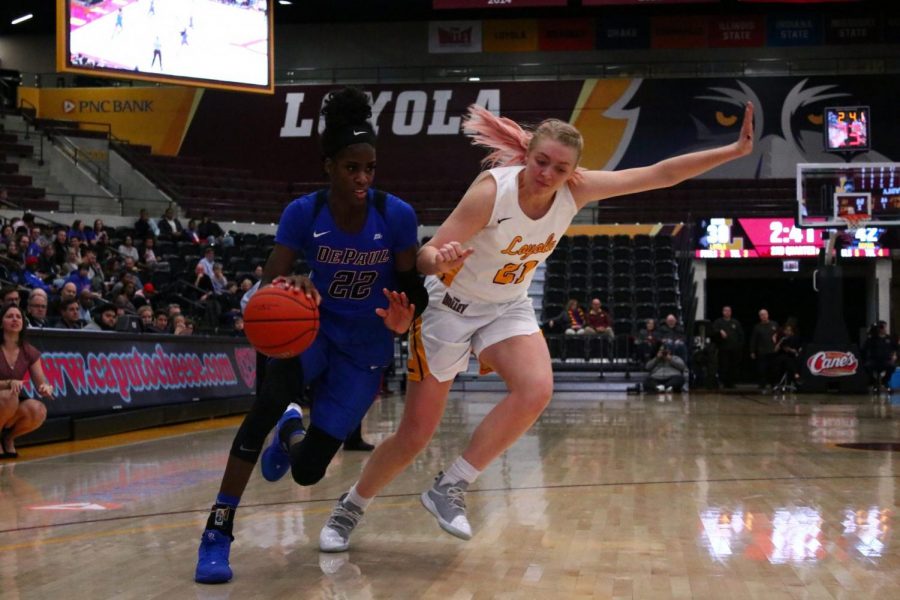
[323,125,377,158]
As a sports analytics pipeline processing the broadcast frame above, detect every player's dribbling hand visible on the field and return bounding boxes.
[734,102,755,157]
[433,241,474,273]
[272,275,322,305]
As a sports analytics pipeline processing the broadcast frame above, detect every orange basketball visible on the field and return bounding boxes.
[243,286,319,358]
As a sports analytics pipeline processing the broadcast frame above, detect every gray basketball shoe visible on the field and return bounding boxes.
[420,472,472,540]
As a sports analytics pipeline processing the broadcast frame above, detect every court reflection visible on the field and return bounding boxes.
[699,505,892,564]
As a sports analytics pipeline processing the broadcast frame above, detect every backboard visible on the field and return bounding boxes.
[797,162,900,229]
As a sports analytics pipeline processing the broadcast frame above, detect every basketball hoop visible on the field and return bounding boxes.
[837,213,871,233]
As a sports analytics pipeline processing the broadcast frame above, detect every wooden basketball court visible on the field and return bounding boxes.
[2,390,898,599]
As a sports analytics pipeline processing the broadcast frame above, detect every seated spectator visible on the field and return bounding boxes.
[61,249,80,277]
[0,303,54,458]
[113,293,136,315]
[0,224,13,247]
[157,206,184,240]
[37,244,58,279]
[252,265,263,281]
[53,298,86,329]
[564,298,587,335]
[118,235,140,262]
[65,263,94,294]
[25,233,42,259]
[89,218,109,247]
[84,304,118,332]
[197,214,233,247]
[137,305,154,332]
[184,219,201,244]
[68,219,88,243]
[134,208,158,239]
[1,287,20,309]
[30,225,49,250]
[232,315,246,337]
[132,283,155,308]
[51,228,68,267]
[143,237,162,270]
[772,324,803,391]
[643,346,687,393]
[25,289,50,328]
[585,298,614,340]
[658,314,688,361]
[77,289,96,322]
[862,321,897,392]
[635,318,661,363]
[172,314,191,335]
[12,257,51,294]
[49,282,78,319]
[83,249,105,291]
[198,246,216,278]
[151,310,169,333]
[210,263,228,295]
[15,234,33,259]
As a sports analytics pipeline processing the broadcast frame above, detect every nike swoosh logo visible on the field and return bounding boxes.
[239,444,258,452]
[497,217,512,224]
[370,366,380,370]
[353,130,367,136]
[313,230,330,238]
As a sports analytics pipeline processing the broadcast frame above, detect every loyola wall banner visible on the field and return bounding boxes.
[25,331,255,417]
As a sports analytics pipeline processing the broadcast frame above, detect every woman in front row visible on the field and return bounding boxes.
[0,303,54,459]
[316,101,755,550]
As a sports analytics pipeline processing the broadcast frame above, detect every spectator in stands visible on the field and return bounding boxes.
[184,219,201,245]
[84,304,118,332]
[585,298,614,340]
[635,318,661,363]
[134,208,159,239]
[239,277,254,294]
[210,263,228,295]
[83,249,105,291]
[132,283,155,308]
[173,314,190,335]
[1,287,20,309]
[151,310,169,333]
[643,346,687,394]
[659,314,688,361]
[65,263,93,295]
[68,219,88,243]
[137,305,154,332]
[252,264,263,282]
[118,235,140,262]
[25,289,49,328]
[30,225,49,249]
[37,244,58,279]
[772,324,803,392]
[113,293,136,315]
[16,234,34,260]
[89,219,109,247]
[51,228,68,267]
[0,225,13,246]
[0,303,54,459]
[564,298,587,335]
[24,233,41,259]
[749,308,779,393]
[158,207,185,240]
[168,303,182,320]
[4,240,23,270]
[77,289,97,322]
[711,305,744,389]
[143,237,161,269]
[862,321,897,392]
[232,315,246,338]
[120,257,144,288]
[61,249,80,277]
[198,214,233,247]
[54,298,86,330]
[199,246,216,278]
[20,257,50,294]
[49,282,78,319]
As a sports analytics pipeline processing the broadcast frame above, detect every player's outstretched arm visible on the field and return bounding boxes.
[571,102,754,208]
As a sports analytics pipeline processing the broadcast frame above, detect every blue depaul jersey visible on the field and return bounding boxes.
[275,189,419,366]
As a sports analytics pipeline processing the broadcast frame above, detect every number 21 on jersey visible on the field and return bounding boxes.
[493,260,538,285]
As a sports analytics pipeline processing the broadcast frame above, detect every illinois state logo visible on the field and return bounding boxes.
[806,351,858,377]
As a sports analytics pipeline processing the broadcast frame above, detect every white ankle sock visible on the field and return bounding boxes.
[345,484,372,510]
[440,457,481,486]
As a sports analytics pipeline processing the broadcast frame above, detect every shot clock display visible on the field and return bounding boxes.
[824,106,870,152]
[695,217,887,259]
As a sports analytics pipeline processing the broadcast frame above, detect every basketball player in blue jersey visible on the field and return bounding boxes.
[195,87,428,584]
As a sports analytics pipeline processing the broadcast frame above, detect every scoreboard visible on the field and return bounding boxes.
[695,217,888,259]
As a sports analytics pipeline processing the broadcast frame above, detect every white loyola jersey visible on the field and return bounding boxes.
[434,165,578,304]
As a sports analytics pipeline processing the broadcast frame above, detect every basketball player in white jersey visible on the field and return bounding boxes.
[317,102,755,550]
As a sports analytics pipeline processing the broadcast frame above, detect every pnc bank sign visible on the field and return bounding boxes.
[62,99,154,114]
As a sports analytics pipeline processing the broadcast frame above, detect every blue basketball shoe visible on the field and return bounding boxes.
[260,403,304,482]
[195,528,233,584]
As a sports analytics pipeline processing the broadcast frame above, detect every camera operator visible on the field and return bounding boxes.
[643,345,687,393]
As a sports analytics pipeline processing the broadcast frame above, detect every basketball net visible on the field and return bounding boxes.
[824,214,870,266]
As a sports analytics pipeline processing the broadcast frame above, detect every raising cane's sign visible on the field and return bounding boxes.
[806,351,859,377]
